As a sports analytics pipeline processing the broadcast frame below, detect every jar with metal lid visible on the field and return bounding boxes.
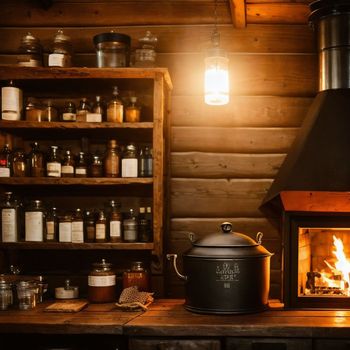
[48,29,72,67]
[88,259,116,303]
[55,279,79,299]
[0,280,13,310]
[121,143,138,178]
[123,208,138,242]
[25,200,45,242]
[16,280,37,310]
[122,261,150,292]
[17,32,43,67]
[93,31,131,68]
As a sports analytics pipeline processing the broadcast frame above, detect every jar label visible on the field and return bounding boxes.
[62,112,76,122]
[61,165,74,174]
[121,158,138,178]
[0,167,10,177]
[1,86,22,120]
[110,220,121,238]
[75,168,87,175]
[86,113,102,122]
[1,208,17,242]
[47,162,61,177]
[88,275,116,287]
[48,53,69,67]
[46,221,55,240]
[59,222,72,242]
[25,211,43,242]
[71,221,84,243]
[95,223,106,239]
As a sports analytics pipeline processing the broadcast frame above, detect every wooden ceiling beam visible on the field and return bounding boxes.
[229,0,247,28]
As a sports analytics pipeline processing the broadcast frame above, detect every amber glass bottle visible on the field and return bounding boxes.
[107,86,123,123]
[28,142,45,177]
[61,149,75,178]
[104,139,120,177]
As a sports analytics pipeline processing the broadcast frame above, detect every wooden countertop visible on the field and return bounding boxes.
[2,299,350,338]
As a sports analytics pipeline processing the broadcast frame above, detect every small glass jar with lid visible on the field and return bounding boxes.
[75,152,87,178]
[25,199,45,242]
[46,145,61,177]
[0,280,13,310]
[48,29,72,68]
[88,259,116,303]
[16,280,37,310]
[61,101,76,122]
[125,96,141,123]
[134,31,157,68]
[84,210,96,242]
[122,208,138,242]
[121,143,138,178]
[122,261,150,292]
[89,154,103,177]
[25,98,43,122]
[17,32,43,67]
[12,149,27,177]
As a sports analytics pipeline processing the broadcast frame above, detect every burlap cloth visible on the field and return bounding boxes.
[115,286,154,311]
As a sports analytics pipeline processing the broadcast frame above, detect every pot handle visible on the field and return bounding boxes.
[166,254,187,281]
[256,231,263,244]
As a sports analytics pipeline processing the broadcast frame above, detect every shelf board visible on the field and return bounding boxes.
[0,120,153,129]
[0,177,153,186]
[0,242,154,250]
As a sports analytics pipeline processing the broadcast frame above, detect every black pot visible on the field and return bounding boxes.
[167,222,273,314]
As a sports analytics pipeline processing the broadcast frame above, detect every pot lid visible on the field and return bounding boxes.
[192,222,262,248]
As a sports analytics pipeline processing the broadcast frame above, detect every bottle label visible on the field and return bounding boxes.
[95,223,106,240]
[48,53,69,67]
[110,220,121,238]
[59,222,72,242]
[47,162,61,177]
[86,113,102,123]
[72,221,84,243]
[25,211,43,242]
[121,158,138,177]
[75,168,87,175]
[61,165,74,174]
[46,221,55,240]
[1,86,22,120]
[0,167,10,177]
[62,112,76,122]
[88,275,116,287]
[2,208,17,242]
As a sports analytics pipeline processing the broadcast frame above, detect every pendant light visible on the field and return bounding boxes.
[204,0,229,106]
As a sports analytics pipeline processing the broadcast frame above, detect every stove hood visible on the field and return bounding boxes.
[261,0,350,215]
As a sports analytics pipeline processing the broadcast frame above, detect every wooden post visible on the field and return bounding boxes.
[229,0,246,28]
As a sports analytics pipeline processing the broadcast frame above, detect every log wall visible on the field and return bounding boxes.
[0,0,317,299]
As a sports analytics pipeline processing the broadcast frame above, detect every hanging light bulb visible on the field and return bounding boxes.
[204,0,229,106]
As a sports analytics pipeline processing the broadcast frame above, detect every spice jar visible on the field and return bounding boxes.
[93,31,131,68]
[121,143,138,178]
[17,32,43,67]
[88,259,116,303]
[122,261,150,292]
[0,280,13,310]
[48,29,72,68]
[25,200,45,242]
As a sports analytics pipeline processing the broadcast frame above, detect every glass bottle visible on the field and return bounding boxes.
[46,145,61,177]
[125,96,141,122]
[12,149,27,177]
[45,206,58,242]
[0,280,13,310]
[25,200,45,242]
[72,208,84,243]
[121,143,138,178]
[76,98,90,122]
[0,144,12,177]
[28,142,45,177]
[1,192,19,242]
[138,146,153,177]
[87,95,104,123]
[61,101,76,122]
[107,86,123,123]
[138,207,152,242]
[104,139,120,177]
[61,149,75,178]
[134,31,157,68]
[48,29,72,68]
[59,214,72,242]
[43,100,58,122]
[95,210,107,243]
[108,200,122,243]
[89,154,103,177]
[18,31,43,67]
[122,261,150,291]
[75,152,87,178]
[123,208,138,242]
[1,80,22,121]
[84,210,95,242]
[25,98,43,122]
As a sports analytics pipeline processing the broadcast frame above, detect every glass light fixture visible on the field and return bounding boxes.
[204,1,229,106]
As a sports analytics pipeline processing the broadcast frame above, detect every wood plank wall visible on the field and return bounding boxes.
[0,0,317,300]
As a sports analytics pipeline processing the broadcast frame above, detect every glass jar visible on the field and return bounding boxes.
[123,208,138,242]
[88,259,116,303]
[138,146,153,177]
[16,281,36,310]
[125,96,141,123]
[1,80,23,121]
[0,280,13,310]
[42,100,58,122]
[84,210,95,242]
[72,208,84,243]
[122,261,150,292]
[104,139,120,177]
[76,97,90,122]
[95,210,107,243]
[28,142,45,177]
[45,207,58,242]
[93,31,131,68]
[25,200,45,242]
[1,192,19,242]
[108,200,122,243]
[121,143,138,178]
[59,214,72,242]
[48,29,72,68]
[12,149,27,177]
[61,101,76,122]
[107,86,123,123]
[134,31,157,68]
[61,149,75,178]
[46,145,61,177]
[88,95,104,122]
[138,207,152,243]
[0,143,12,177]
[18,32,43,67]
[25,98,43,122]
[75,152,87,178]
[89,154,103,177]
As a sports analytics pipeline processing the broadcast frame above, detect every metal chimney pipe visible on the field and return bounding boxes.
[309,0,350,91]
